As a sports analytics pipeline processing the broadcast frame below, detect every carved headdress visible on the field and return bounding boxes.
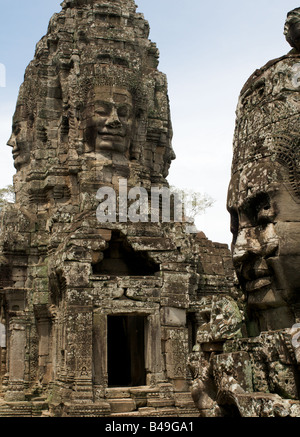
[231,9,300,200]
[9,0,175,207]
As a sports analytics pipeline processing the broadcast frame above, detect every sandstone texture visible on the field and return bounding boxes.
[2,0,298,419]
[188,8,300,417]
[0,0,236,417]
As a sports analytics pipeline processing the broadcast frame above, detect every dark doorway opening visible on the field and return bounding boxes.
[92,231,159,276]
[107,315,146,387]
[187,312,197,353]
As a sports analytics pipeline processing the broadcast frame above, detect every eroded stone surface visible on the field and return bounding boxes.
[0,0,236,417]
[4,0,297,419]
[189,8,300,417]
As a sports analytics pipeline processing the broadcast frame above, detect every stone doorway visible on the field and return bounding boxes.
[107,315,146,387]
[92,231,159,277]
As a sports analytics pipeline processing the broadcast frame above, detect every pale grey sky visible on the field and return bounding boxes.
[0,0,299,246]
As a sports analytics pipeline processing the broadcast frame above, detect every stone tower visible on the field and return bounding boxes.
[188,8,300,417]
[0,0,236,417]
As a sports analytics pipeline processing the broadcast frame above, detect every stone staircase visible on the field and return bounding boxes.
[106,386,199,417]
[0,386,199,417]
[0,399,49,417]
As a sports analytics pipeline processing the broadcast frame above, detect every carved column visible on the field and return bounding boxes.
[0,295,7,389]
[145,311,164,386]
[68,305,94,402]
[4,290,27,401]
[34,305,53,388]
[92,311,107,400]
[0,323,6,388]
[5,316,26,401]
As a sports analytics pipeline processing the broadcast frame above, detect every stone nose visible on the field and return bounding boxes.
[232,228,262,267]
[105,107,121,128]
[7,134,16,148]
[232,224,279,272]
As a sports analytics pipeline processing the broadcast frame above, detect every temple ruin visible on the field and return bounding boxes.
[189,7,300,417]
[0,0,236,417]
[1,0,299,418]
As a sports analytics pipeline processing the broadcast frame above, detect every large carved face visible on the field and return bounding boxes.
[227,156,300,331]
[227,50,300,332]
[84,86,134,154]
[7,119,30,170]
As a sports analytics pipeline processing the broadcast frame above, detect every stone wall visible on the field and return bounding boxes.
[0,0,237,417]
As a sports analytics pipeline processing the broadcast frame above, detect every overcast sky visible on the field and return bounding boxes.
[0,0,299,246]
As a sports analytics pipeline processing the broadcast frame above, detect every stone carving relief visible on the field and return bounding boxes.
[0,0,237,418]
[188,8,300,418]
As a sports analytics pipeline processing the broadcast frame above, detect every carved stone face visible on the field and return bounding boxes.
[84,86,134,154]
[7,120,30,170]
[284,8,300,51]
[227,158,300,331]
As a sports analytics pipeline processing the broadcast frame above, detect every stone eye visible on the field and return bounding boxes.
[95,104,110,116]
[13,125,21,136]
[117,106,129,118]
[242,193,272,227]
[255,194,273,224]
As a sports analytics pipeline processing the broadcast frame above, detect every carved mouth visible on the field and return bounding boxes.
[240,258,274,294]
[98,132,125,138]
[245,276,272,292]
